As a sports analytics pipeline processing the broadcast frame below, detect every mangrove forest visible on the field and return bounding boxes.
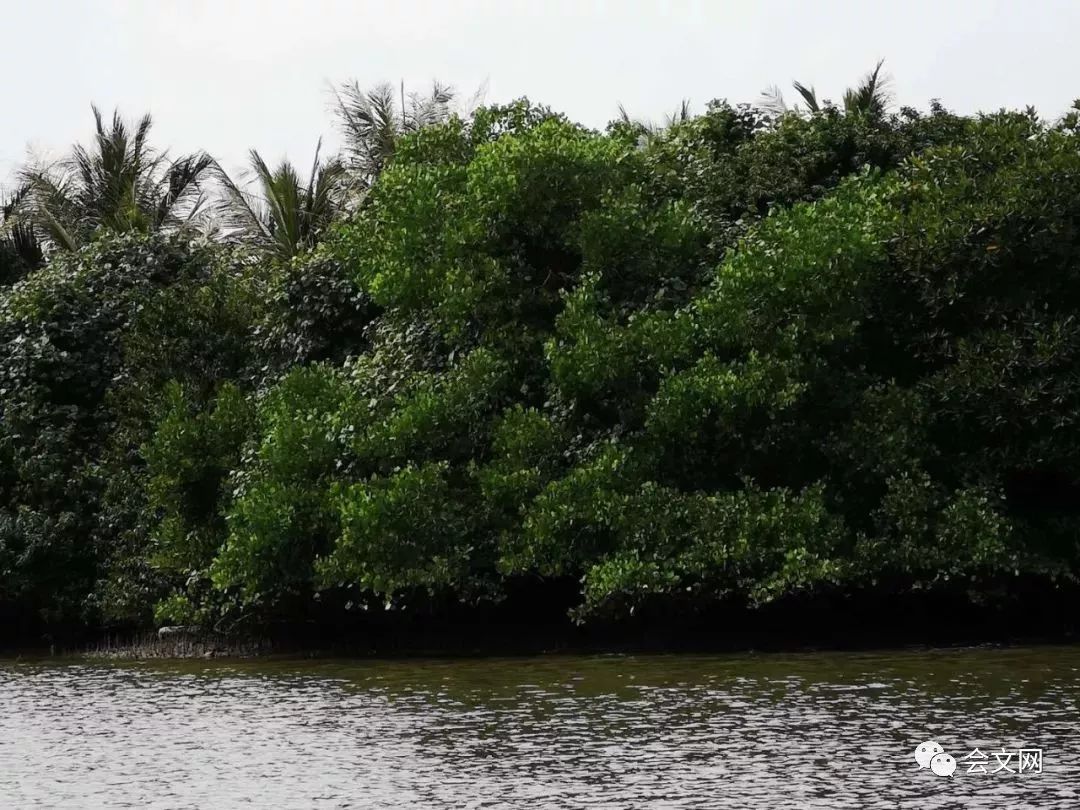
[4,71,1080,647]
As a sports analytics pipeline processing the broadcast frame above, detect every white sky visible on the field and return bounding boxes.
[2,0,1079,192]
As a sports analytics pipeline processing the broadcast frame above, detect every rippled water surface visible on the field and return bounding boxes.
[2,646,1079,808]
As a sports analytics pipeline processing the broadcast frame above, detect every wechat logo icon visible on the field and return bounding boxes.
[915,740,955,777]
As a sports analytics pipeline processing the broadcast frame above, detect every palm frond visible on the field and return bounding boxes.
[843,60,891,116]
[665,99,692,127]
[758,85,789,116]
[0,185,45,270]
[406,81,456,131]
[37,204,79,253]
[615,103,653,136]
[331,81,400,180]
[154,151,215,230]
[16,166,83,250]
[16,105,215,250]
[792,81,821,113]
[214,155,273,248]
[216,142,347,259]
[331,78,462,186]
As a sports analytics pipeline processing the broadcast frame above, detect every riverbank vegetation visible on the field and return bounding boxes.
[5,68,1080,644]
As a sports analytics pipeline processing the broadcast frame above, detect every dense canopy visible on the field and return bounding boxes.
[4,85,1080,642]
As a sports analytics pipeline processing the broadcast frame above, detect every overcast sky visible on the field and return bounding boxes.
[2,0,1079,192]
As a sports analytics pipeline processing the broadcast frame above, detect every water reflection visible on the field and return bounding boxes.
[1,647,1078,808]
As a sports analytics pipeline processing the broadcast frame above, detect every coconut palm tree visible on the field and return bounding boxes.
[331,80,456,186]
[216,140,348,260]
[760,60,891,117]
[17,105,214,251]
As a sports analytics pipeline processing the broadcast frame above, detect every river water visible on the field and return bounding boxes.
[1,646,1078,808]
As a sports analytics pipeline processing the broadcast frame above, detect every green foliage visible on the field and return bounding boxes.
[143,383,253,575]
[577,483,847,617]
[0,235,227,625]
[317,462,470,596]
[6,93,1080,639]
[253,248,379,372]
[209,364,354,606]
